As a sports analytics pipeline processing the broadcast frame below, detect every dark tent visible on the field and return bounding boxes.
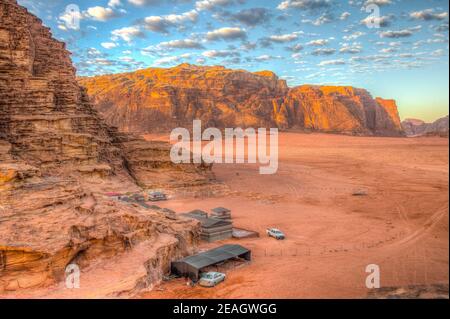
[196,217,231,229]
[180,215,233,242]
[211,207,231,214]
[184,210,209,218]
[211,207,232,220]
[171,244,251,281]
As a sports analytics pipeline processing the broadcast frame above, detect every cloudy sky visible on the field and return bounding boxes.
[18,0,449,121]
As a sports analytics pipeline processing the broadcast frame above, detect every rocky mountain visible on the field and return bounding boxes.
[402,116,449,137]
[79,64,404,136]
[0,0,214,296]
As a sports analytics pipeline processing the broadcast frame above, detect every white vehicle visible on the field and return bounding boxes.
[266,228,286,240]
[198,272,226,287]
[148,191,168,202]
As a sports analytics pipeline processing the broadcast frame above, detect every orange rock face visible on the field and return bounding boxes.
[79,65,404,136]
[276,86,404,135]
[79,64,289,132]
[0,0,212,296]
[375,98,403,134]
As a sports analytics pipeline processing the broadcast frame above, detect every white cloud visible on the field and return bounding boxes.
[379,47,397,53]
[307,39,329,46]
[410,9,448,21]
[363,0,392,6]
[380,26,422,38]
[256,55,271,61]
[143,10,198,33]
[360,15,393,28]
[340,12,351,20]
[165,10,199,24]
[431,49,446,57]
[87,48,102,56]
[287,43,304,52]
[128,0,160,6]
[312,48,336,55]
[202,49,238,58]
[339,43,362,54]
[159,39,204,49]
[302,12,333,26]
[85,6,119,21]
[154,54,192,66]
[268,33,299,43]
[91,58,115,66]
[318,59,346,66]
[101,42,118,49]
[119,56,134,63]
[277,0,331,11]
[343,31,365,41]
[195,0,233,11]
[108,0,122,8]
[111,26,145,42]
[206,27,247,41]
[255,55,276,61]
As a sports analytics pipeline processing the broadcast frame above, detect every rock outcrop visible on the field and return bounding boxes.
[274,86,404,135]
[0,0,212,296]
[402,116,449,137]
[79,64,289,132]
[79,64,404,136]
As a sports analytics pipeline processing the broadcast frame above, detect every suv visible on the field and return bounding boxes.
[148,192,168,202]
[198,272,226,287]
[267,228,286,240]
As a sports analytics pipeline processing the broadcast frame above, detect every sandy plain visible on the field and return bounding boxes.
[141,132,449,299]
[2,132,447,299]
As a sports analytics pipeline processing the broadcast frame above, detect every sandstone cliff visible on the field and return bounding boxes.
[402,116,449,137]
[79,65,404,136]
[0,0,212,296]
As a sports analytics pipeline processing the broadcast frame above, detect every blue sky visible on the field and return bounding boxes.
[18,0,449,121]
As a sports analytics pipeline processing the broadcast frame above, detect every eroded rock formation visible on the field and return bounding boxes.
[79,64,404,136]
[0,0,211,296]
[402,116,449,137]
[274,86,404,135]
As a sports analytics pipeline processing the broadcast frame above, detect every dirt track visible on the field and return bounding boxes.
[142,132,449,299]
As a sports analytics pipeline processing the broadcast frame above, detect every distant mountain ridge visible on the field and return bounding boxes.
[78,64,404,136]
[402,116,449,137]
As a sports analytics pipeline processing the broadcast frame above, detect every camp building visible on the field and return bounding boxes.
[171,244,251,281]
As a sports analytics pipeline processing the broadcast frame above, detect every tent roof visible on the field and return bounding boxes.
[176,245,250,270]
[182,215,231,228]
[201,217,231,228]
[212,207,231,214]
[149,191,166,195]
[187,209,208,215]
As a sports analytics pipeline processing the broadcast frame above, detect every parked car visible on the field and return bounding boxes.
[198,272,226,287]
[148,192,168,202]
[266,228,286,240]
